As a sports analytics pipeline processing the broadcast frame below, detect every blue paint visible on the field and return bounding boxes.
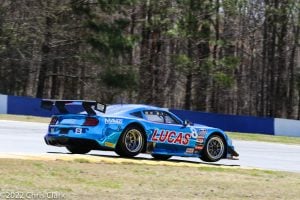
[170,109,274,135]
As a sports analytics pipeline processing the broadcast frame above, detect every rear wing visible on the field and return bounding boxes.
[41,99,106,115]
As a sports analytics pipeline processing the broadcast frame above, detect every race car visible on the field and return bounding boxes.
[42,100,239,162]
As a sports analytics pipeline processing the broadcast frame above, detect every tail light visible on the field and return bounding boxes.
[50,116,58,125]
[83,117,99,126]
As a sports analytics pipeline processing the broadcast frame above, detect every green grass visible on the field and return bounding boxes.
[0,114,298,199]
[0,159,299,200]
[227,132,300,145]
[0,114,50,123]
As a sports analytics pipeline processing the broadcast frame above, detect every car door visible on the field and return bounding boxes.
[144,110,195,154]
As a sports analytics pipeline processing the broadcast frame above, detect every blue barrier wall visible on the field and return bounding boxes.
[7,95,53,117]
[2,94,300,136]
[169,109,275,135]
[7,95,83,117]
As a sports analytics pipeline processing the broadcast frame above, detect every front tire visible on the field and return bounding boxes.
[115,125,145,157]
[200,134,226,162]
[151,154,172,160]
[66,145,91,154]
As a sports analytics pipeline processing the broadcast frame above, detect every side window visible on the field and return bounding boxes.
[144,111,164,123]
[163,112,179,124]
[130,111,143,119]
[143,110,180,124]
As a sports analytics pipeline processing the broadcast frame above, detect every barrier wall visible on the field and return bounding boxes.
[170,109,274,135]
[0,94,7,114]
[274,118,300,137]
[5,95,83,117]
[7,95,53,117]
[0,94,300,137]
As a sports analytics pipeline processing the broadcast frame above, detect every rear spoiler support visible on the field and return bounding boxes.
[41,99,106,115]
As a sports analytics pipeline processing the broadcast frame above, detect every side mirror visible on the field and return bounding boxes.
[183,119,190,126]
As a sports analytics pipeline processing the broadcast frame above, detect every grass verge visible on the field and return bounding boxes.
[227,132,300,145]
[0,114,50,123]
[0,158,299,200]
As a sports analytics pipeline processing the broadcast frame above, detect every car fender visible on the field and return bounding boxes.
[100,117,147,149]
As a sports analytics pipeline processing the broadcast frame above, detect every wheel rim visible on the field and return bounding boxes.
[207,136,225,160]
[124,129,143,153]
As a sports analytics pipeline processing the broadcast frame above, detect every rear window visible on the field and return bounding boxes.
[130,111,143,119]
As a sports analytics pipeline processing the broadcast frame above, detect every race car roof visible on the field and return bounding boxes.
[104,104,166,115]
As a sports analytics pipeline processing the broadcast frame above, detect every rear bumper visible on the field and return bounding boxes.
[44,135,112,151]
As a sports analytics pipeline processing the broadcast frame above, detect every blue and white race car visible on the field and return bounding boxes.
[42,100,239,162]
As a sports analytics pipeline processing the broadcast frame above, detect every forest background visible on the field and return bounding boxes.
[0,0,299,119]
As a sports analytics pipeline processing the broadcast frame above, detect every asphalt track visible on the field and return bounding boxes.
[0,120,300,173]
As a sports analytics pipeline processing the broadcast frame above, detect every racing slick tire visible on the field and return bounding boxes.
[66,145,91,154]
[151,154,172,160]
[200,134,226,162]
[115,125,145,157]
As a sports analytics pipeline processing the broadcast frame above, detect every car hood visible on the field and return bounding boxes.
[191,123,213,129]
[190,123,224,133]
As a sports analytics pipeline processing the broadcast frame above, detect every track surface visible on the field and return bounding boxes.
[1,120,300,173]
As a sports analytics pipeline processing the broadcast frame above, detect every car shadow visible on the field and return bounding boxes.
[47,151,240,167]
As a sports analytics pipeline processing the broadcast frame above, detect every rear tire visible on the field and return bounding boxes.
[115,125,145,157]
[151,154,172,160]
[200,134,226,162]
[66,145,91,154]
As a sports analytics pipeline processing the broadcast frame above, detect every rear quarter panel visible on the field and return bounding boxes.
[98,116,148,149]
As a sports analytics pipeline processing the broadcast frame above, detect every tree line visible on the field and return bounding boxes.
[0,0,300,119]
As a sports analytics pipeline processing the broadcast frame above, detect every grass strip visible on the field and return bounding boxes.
[0,114,50,123]
[227,132,300,145]
[0,158,299,200]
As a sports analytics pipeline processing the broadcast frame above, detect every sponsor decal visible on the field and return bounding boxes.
[105,142,115,148]
[195,145,204,150]
[185,148,194,154]
[151,129,191,145]
[196,137,204,143]
[105,118,123,124]
[196,141,203,146]
[199,129,207,136]
[191,128,198,138]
